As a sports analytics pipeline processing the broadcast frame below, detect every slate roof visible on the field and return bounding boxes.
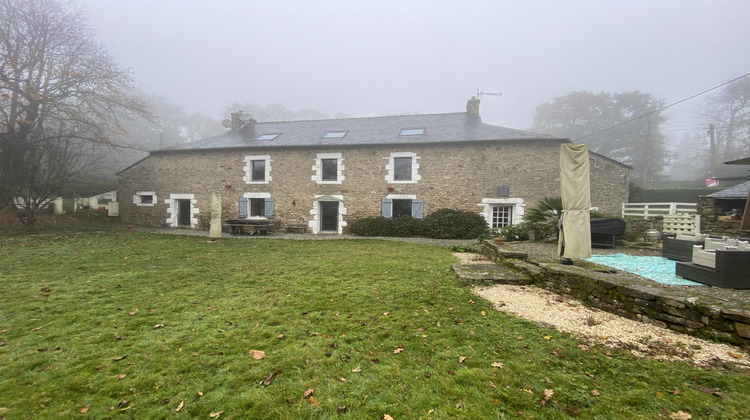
[158,112,560,152]
[706,181,750,199]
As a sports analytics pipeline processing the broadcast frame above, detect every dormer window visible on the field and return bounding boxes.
[255,134,280,141]
[323,131,348,139]
[400,128,424,136]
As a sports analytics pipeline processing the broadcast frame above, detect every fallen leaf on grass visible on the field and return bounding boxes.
[339,377,346,382]
[303,389,314,398]
[29,327,42,332]
[459,356,467,364]
[667,389,681,395]
[117,374,126,380]
[248,350,266,359]
[128,309,138,316]
[112,356,127,362]
[591,390,600,396]
[337,406,347,413]
[308,397,319,405]
[209,411,224,418]
[540,389,554,406]
[382,415,394,420]
[153,324,164,329]
[262,369,282,386]
[456,400,464,409]
[728,351,743,359]
[277,334,284,339]
[175,401,184,412]
[80,405,90,413]
[383,312,389,316]
[698,386,728,398]
[481,311,487,316]
[0,328,12,334]
[491,362,503,368]
[351,366,362,373]
[117,400,130,409]
[489,381,497,388]
[668,411,692,419]
[563,406,580,416]
[394,347,404,354]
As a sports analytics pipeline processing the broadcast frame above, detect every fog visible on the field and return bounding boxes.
[81,0,749,154]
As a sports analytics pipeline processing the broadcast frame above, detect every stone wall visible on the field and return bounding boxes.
[482,242,750,347]
[697,196,748,237]
[118,141,629,231]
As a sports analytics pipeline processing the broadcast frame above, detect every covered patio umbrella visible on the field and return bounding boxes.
[558,143,591,260]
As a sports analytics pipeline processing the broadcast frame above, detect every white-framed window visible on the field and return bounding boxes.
[243,155,272,184]
[312,153,344,184]
[133,191,156,206]
[385,152,420,184]
[478,198,525,228]
[239,192,274,219]
[380,194,424,219]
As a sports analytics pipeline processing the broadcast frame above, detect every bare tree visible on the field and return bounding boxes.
[700,77,750,163]
[0,0,152,225]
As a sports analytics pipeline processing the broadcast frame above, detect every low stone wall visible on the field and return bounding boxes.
[482,241,750,347]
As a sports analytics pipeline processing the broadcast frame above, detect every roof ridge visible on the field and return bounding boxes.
[249,111,468,125]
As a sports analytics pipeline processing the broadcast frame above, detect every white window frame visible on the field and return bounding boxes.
[478,198,525,228]
[241,192,273,219]
[385,152,420,184]
[133,191,157,206]
[381,194,424,219]
[165,193,198,228]
[243,155,272,184]
[311,153,344,184]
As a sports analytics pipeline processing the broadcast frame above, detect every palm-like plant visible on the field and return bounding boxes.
[524,196,563,239]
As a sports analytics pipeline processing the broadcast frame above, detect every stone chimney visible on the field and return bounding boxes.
[466,96,480,116]
[230,111,244,130]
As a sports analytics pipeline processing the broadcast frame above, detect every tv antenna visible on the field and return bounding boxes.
[476,89,502,99]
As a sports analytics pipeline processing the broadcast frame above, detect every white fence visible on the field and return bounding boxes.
[621,202,697,218]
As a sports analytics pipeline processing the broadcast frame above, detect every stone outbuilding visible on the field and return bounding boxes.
[117,98,630,234]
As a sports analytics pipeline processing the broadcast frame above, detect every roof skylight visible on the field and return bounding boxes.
[255,133,280,141]
[323,131,348,139]
[400,128,425,136]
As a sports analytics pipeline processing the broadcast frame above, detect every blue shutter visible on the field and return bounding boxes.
[381,198,392,218]
[238,197,248,218]
[411,199,424,219]
[264,198,275,218]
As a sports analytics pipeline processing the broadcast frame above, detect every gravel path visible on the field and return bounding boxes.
[455,251,750,369]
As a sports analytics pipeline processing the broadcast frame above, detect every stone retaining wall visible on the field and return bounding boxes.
[482,241,750,347]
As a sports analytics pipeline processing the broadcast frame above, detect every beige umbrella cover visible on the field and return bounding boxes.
[558,144,591,259]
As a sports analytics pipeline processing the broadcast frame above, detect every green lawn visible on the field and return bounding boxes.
[0,229,748,419]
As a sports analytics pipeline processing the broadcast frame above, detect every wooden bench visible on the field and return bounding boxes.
[285,222,309,233]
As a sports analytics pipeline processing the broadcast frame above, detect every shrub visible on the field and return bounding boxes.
[349,216,393,237]
[391,216,428,237]
[499,221,530,242]
[424,208,489,239]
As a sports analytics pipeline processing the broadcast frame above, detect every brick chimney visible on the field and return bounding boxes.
[466,96,480,116]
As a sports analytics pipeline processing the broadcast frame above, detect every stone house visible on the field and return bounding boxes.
[117,98,630,234]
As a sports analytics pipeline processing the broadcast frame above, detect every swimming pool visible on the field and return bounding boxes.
[585,254,703,286]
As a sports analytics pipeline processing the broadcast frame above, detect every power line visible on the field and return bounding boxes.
[574,72,750,142]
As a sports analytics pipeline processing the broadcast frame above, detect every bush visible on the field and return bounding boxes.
[424,209,489,239]
[391,216,428,237]
[499,221,530,242]
[349,216,393,237]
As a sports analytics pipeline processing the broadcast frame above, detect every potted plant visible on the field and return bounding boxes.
[493,236,505,245]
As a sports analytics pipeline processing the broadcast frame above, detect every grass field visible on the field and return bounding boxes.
[0,227,749,419]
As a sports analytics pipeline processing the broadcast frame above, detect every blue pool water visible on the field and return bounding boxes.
[585,254,703,286]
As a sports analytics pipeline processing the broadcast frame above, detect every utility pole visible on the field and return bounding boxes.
[641,115,653,188]
[708,124,717,178]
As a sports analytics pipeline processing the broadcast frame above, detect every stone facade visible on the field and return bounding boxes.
[118,140,629,233]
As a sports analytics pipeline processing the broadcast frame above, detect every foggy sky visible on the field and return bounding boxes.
[81,0,750,139]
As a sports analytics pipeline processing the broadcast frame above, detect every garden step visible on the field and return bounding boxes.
[451,263,533,285]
